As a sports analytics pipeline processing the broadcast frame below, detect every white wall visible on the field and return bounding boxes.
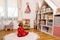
[51,0,60,8]
[21,0,37,28]
[18,0,43,28]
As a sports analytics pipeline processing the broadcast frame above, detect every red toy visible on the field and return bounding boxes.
[17,21,29,37]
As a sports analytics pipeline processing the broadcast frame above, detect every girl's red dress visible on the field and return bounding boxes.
[17,26,28,37]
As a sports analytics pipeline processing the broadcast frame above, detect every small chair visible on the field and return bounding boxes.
[5,21,13,31]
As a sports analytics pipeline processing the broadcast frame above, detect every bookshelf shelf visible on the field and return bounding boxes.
[41,25,52,28]
[46,10,52,13]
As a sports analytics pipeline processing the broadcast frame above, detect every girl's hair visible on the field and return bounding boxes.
[18,21,23,26]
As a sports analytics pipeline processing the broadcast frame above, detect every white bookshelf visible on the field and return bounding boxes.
[36,2,54,35]
[36,0,60,38]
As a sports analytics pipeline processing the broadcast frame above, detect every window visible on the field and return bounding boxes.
[0,0,5,18]
[0,7,4,18]
[0,0,18,20]
[8,7,18,18]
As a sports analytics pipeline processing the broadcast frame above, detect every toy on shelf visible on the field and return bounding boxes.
[23,19,30,29]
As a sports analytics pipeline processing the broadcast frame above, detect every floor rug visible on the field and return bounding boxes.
[3,32,40,40]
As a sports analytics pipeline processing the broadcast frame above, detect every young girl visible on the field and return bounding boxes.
[17,21,29,37]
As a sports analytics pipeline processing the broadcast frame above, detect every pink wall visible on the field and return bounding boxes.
[53,26,60,37]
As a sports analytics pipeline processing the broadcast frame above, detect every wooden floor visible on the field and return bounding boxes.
[0,29,60,40]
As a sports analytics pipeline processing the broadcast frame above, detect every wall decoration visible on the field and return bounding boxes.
[25,2,31,13]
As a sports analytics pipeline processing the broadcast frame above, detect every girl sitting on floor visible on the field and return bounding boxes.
[17,21,29,37]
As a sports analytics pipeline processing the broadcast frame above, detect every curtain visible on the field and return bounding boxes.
[0,0,18,20]
[0,0,5,18]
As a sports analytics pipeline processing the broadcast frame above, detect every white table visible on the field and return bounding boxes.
[3,32,40,40]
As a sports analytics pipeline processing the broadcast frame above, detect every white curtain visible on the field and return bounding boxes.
[0,0,5,18]
[0,0,18,20]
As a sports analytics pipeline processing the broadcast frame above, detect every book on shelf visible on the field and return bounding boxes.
[41,20,46,25]
[47,20,53,26]
[42,26,49,32]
